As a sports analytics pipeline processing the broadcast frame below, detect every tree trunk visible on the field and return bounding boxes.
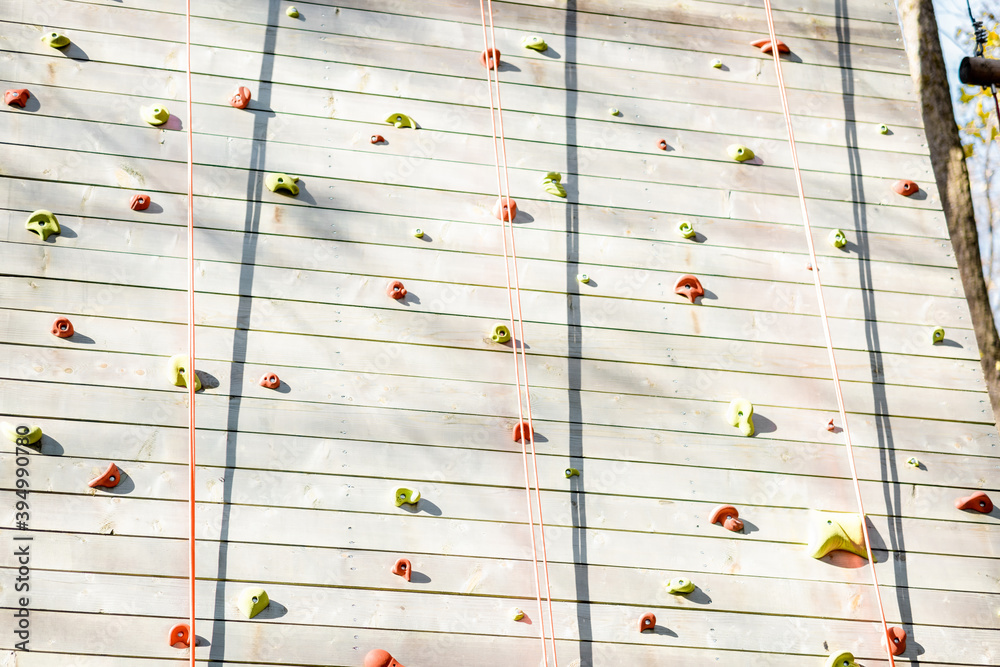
[898,0,1000,427]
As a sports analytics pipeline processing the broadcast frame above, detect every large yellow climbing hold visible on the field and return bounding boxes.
[824,651,859,667]
[725,398,754,436]
[727,144,755,162]
[238,587,270,619]
[168,354,202,391]
[808,511,867,560]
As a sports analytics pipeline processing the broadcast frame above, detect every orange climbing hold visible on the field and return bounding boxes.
[371,134,386,144]
[386,280,407,300]
[168,623,190,648]
[826,418,835,432]
[480,47,500,69]
[493,196,517,222]
[51,317,74,338]
[955,490,993,513]
[365,649,405,667]
[751,38,790,54]
[892,179,919,196]
[638,611,656,632]
[230,86,252,109]
[130,193,151,211]
[674,274,704,303]
[657,139,668,150]
[512,420,532,442]
[4,88,30,108]
[259,373,281,389]
[391,558,412,582]
[709,505,744,532]
[88,463,122,489]
[884,626,907,656]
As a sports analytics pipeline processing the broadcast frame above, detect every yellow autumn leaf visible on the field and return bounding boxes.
[960,88,977,104]
[964,143,975,158]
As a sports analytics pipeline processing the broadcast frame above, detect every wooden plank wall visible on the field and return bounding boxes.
[1,0,998,665]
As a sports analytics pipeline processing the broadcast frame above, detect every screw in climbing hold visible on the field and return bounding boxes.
[808,511,867,559]
[230,86,252,109]
[286,6,299,17]
[665,577,695,594]
[42,32,70,49]
[824,651,859,667]
[2,423,43,446]
[906,456,920,468]
[492,197,518,221]
[657,139,669,151]
[709,505,744,532]
[542,171,567,198]
[828,229,847,248]
[492,324,511,343]
[879,124,890,135]
[727,144,755,162]
[955,490,993,513]
[130,194,151,211]
[51,317,74,338]
[168,354,202,391]
[710,58,723,68]
[238,587,270,619]
[140,105,170,126]
[168,623,191,649]
[674,274,704,303]
[512,420,532,442]
[364,649,406,667]
[638,612,656,632]
[88,463,122,489]
[412,228,424,238]
[511,607,525,621]
[25,210,61,241]
[394,487,420,507]
[677,221,695,239]
[521,35,548,52]
[750,38,790,54]
[386,280,407,300]
[265,173,300,196]
[4,89,30,108]
[725,398,754,437]
[480,48,500,70]
[883,627,907,656]
[565,468,580,478]
[385,113,416,129]
[371,134,386,144]
[609,107,620,116]
[930,326,945,344]
[391,558,412,582]
[577,273,590,284]
[892,179,919,196]
[259,373,281,389]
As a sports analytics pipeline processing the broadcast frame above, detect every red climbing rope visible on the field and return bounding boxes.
[759,3,896,665]
[478,2,558,664]
[184,1,197,663]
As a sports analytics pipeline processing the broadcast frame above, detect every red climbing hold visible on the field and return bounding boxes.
[709,505,744,532]
[365,649,405,667]
[657,139,668,150]
[371,134,386,144]
[826,419,835,432]
[88,463,122,489]
[884,626,907,656]
[168,623,191,649]
[480,48,500,69]
[387,280,407,300]
[230,86,252,109]
[51,317,74,338]
[259,373,281,389]
[751,38,790,54]
[674,274,704,303]
[893,179,919,196]
[955,490,993,513]
[4,88,30,108]
[638,611,656,633]
[130,193,151,211]
[512,420,532,442]
[493,197,517,222]
[391,558,412,582]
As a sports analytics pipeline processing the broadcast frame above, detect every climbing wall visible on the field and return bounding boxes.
[1,0,998,665]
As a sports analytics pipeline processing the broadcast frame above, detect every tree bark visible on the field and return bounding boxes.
[898,0,1000,427]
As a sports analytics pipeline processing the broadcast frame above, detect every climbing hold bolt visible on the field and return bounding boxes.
[511,607,525,621]
[238,587,270,619]
[512,420,532,442]
[677,221,695,239]
[394,487,420,507]
[884,626,907,656]
[492,197,518,221]
[364,650,405,667]
[2,423,42,446]
[412,228,424,238]
[565,468,580,478]
[42,32,70,49]
[4,89,30,108]
[168,623,191,648]
[130,194,151,211]
[725,398,754,437]
[168,354,202,391]
[480,48,500,70]
[674,274,704,303]
[140,105,170,126]
[492,324,511,343]
[25,210,61,241]
[230,86,252,109]
[906,456,920,468]
[828,229,847,248]
[808,511,867,559]
[609,107,620,116]
[727,144,755,162]
[542,171,567,198]
[750,38,790,54]
[52,317,74,338]
[386,280,407,300]
[879,124,890,135]
[824,651,859,667]
[391,558,412,582]
[385,113,416,129]
[657,139,668,151]
[259,373,281,389]
[893,179,919,196]
[265,173,300,196]
[709,505,744,532]
[665,577,695,594]
[286,6,299,18]
[371,134,386,144]
[711,58,723,68]
[931,327,945,344]
[521,35,548,52]
[577,273,590,284]
[638,611,656,632]
[88,463,122,489]
[955,490,993,513]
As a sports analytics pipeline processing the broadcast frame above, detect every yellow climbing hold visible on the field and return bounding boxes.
[725,398,754,437]
[727,144,755,162]
[385,113,416,129]
[521,35,548,52]
[2,422,43,445]
[394,487,420,507]
[542,171,567,198]
[808,511,867,560]
[825,652,859,667]
[140,105,170,126]
[665,577,695,594]
[286,6,299,17]
[238,588,270,619]
[25,210,61,241]
[265,173,300,196]
[42,32,70,48]
[168,354,202,392]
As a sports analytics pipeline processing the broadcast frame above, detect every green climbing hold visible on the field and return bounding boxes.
[25,210,61,241]
[168,354,202,392]
[238,587,270,619]
[2,422,42,445]
[665,577,695,594]
[609,107,620,116]
[542,171,567,198]
[725,398,754,437]
[677,221,695,239]
[521,35,548,52]
[286,6,299,17]
[727,144,755,162]
[828,229,847,248]
[42,32,70,48]
[879,124,889,135]
[492,324,511,343]
[824,651,859,667]
[385,113,416,129]
[265,173,300,196]
[931,327,945,344]
[394,487,420,507]
[140,105,170,126]
[565,468,580,478]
